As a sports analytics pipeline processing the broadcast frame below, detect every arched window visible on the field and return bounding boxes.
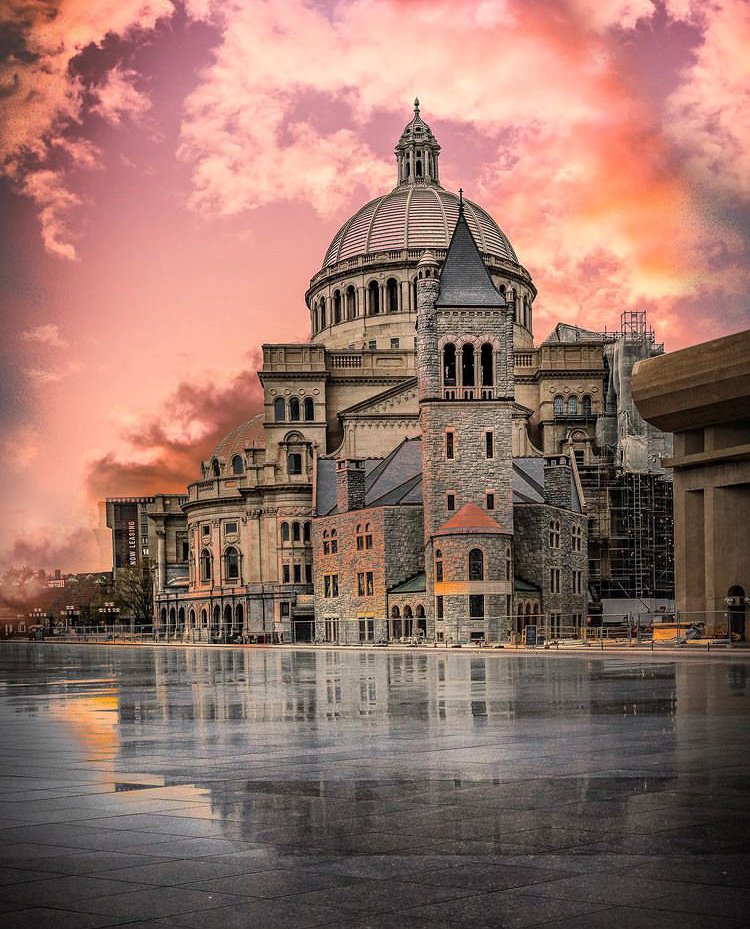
[330,529,338,553]
[356,524,364,550]
[225,546,239,580]
[346,285,356,319]
[211,458,220,477]
[274,397,286,421]
[582,395,592,417]
[568,395,578,415]
[200,549,212,582]
[231,454,244,475]
[333,290,342,323]
[391,606,400,618]
[292,522,301,542]
[364,523,373,549]
[189,608,196,627]
[235,603,244,632]
[319,298,326,329]
[212,604,220,631]
[403,604,413,618]
[281,522,290,542]
[416,158,422,178]
[554,395,564,416]
[462,343,475,386]
[224,604,232,627]
[469,548,484,581]
[303,521,311,543]
[435,548,443,582]
[289,397,300,421]
[443,344,456,386]
[412,278,418,310]
[480,343,494,387]
[201,608,207,627]
[506,545,512,581]
[323,530,330,554]
[303,397,314,421]
[549,520,561,548]
[416,604,425,618]
[386,278,398,312]
[368,280,380,316]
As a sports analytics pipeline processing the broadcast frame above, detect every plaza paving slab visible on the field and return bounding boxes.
[0,642,748,929]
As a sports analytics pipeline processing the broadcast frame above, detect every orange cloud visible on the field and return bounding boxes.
[85,358,264,501]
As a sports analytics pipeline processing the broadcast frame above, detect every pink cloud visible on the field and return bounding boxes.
[0,0,174,258]
[90,66,152,125]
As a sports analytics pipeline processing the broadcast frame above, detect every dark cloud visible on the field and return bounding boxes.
[86,355,264,501]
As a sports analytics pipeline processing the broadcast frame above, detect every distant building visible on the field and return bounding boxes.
[632,328,750,640]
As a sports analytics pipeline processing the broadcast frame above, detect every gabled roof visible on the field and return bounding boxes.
[338,378,418,418]
[435,209,506,308]
[316,438,423,515]
[437,502,508,535]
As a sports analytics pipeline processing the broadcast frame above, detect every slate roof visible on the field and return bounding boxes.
[513,457,582,512]
[317,443,582,516]
[316,438,423,515]
[435,209,506,308]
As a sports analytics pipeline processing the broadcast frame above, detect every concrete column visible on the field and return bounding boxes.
[156,530,166,593]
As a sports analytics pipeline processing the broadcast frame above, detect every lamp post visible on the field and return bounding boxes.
[98,601,121,638]
[60,605,80,636]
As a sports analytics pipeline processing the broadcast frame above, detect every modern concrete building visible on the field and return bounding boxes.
[632,328,750,640]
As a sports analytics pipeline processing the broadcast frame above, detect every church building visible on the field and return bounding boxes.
[138,103,669,643]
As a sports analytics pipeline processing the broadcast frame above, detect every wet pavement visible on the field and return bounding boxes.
[0,643,749,929]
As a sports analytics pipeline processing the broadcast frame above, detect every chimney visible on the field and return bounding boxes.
[543,455,572,509]
[336,458,366,513]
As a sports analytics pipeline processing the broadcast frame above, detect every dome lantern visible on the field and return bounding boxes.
[395,98,441,187]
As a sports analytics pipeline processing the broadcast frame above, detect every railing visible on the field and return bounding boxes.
[514,353,535,367]
[330,354,362,368]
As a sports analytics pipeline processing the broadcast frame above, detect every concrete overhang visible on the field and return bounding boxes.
[631,328,750,432]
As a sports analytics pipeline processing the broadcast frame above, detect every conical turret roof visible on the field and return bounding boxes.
[436,207,506,308]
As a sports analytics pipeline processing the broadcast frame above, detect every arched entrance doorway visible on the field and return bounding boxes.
[727,586,747,642]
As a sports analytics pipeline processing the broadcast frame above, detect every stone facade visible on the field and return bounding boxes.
[135,104,669,643]
[313,504,424,644]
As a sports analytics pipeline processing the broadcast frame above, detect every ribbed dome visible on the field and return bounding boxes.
[209,414,265,462]
[323,186,519,267]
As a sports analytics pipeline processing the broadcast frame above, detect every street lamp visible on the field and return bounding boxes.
[28,607,47,639]
[60,605,80,635]
[98,601,121,637]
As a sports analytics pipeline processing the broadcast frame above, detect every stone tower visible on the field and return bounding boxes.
[417,203,516,643]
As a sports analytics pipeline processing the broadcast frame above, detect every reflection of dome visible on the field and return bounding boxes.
[208,414,265,463]
[323,187,518,267]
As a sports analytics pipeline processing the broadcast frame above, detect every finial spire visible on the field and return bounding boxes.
[414,97,420,114]
[458,187,464,214]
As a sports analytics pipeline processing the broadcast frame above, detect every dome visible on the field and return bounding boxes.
[323,186,519,267]
[209,414,265,462]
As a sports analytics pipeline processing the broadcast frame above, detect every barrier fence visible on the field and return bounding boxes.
[5,610,741,649]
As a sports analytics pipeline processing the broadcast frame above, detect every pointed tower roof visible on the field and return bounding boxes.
[437,502,508,535]
[436,205,506,308]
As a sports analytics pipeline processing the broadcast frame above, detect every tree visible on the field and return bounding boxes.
[115,559,154,628]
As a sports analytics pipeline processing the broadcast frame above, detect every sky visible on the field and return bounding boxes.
[1,0,749,573]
